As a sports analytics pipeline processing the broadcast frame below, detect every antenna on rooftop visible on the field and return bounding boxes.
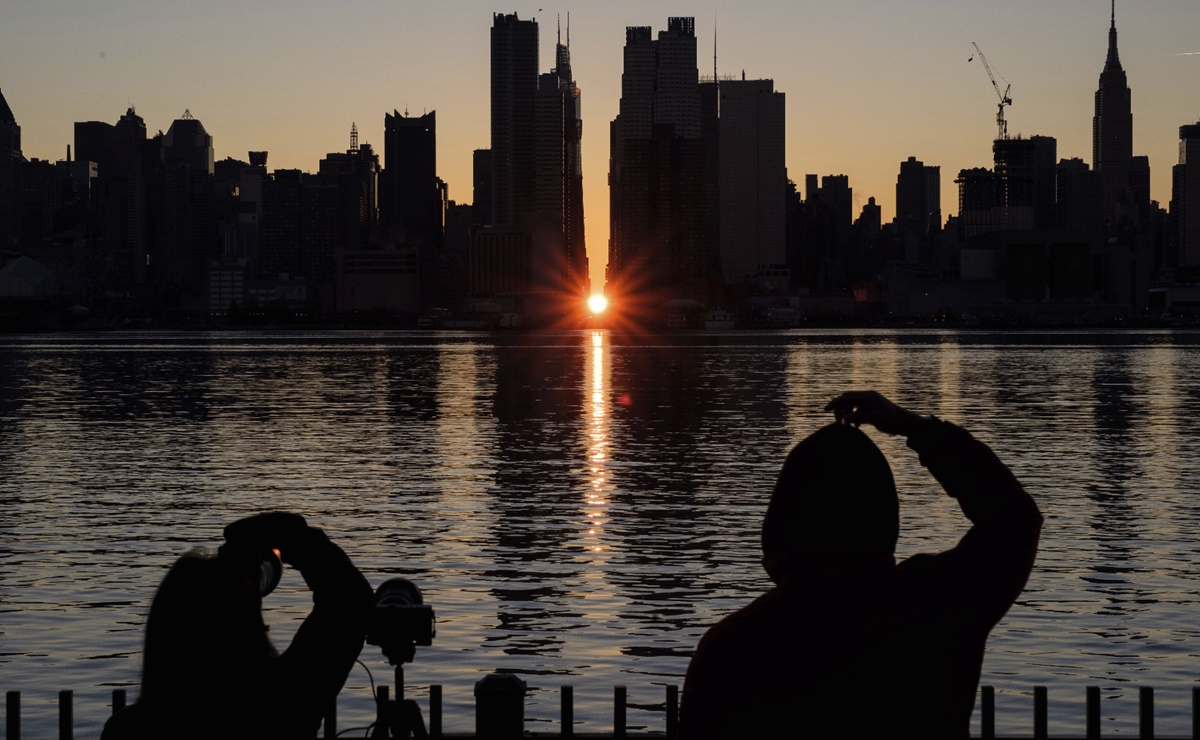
[350,122,359,152]
[182,109,194,120]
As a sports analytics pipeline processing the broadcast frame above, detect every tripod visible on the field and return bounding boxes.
[370,642,427,738]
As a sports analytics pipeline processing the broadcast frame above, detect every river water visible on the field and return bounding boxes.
[2,329,1199,737]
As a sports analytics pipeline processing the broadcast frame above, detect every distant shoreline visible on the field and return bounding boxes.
[2,316,1196,334]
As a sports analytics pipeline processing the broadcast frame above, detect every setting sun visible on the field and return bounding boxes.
[587,295,608,314]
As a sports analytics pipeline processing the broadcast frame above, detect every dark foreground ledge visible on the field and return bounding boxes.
[4,684,1194,739]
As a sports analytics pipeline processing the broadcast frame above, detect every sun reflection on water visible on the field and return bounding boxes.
[584,330,611,558]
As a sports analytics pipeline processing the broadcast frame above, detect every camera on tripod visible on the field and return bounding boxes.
[364,578,437,738]
[366,577,436,666]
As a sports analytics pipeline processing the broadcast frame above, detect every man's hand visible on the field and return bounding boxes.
[824,391,924,437]
[223,512,310,565]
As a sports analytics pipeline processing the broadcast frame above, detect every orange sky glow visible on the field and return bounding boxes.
[3,0,1197,295]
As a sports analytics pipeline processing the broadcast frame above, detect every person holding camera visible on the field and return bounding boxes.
[678,391,1042,739]
[102,512,374,740]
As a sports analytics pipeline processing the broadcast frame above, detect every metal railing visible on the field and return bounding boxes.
[5,684,1199,739]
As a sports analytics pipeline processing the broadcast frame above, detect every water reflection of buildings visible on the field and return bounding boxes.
[483,336,588,659]
[1083,349,1150,639]
[604,335,793,661]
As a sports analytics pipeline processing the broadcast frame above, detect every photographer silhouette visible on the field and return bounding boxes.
[102,512,373,740]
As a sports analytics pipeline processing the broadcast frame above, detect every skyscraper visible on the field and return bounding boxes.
[74,109,149,291]
[895,157,942,266]
[1093,0,1133,222]
[381,110,440,246]
[320,130,380,254]
[1173,122,1200,267]
[156,111,215,298]
[491,13,538,227]
[472,148,493,227]
[994,135,1057,228]
[0,89,21,252]
[534,25,588,299]
[162,112,214,175]
[608,18,705,308]
[1056,158,1102,235]
[113,108,148,287]
[717,78,785,287]
[477,12,590,322]
[895,157,941,239]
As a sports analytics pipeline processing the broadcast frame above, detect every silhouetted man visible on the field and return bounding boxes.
[678,391,1041,739]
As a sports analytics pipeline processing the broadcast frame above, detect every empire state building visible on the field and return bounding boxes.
[1093,0,1133,222]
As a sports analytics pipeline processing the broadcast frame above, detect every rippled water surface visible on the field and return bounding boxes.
[3,329,1200,737]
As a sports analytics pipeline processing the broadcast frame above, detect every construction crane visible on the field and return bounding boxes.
[969,42,1012,140]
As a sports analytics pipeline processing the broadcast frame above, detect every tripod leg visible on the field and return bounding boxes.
[403,699,428,739]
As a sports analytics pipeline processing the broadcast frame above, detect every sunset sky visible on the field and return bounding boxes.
[3,0,1197,294]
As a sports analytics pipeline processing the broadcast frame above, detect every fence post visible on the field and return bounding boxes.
[1034,686,1048,740]
[561,685,574,737]
[430,684,443,739]
[58,690,73,740]
[1140,686,1154,739]
[474,672,526,739]
[980,686,995,740]
[614,685,627,740]
[376,685,389,737]
[1086,686,1100,739]
[7,691,19,740]
[1193,686,1199,740]
[666,685,679,740]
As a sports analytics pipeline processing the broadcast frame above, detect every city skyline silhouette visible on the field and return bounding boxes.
[3,1,1197,295]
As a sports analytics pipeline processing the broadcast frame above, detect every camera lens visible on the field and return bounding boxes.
[258,549,282,596]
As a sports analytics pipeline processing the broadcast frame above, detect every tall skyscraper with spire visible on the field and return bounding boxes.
[0,88,21,252]
[534,19,588,299]
[1093,0,1133,223]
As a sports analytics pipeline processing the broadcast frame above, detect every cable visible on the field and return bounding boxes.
[334,660,378,737]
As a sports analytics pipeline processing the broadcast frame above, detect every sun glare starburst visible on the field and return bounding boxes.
[587,295,608,314]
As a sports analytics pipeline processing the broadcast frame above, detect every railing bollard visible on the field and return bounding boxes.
[58,690,73,740]
[666,685,679,740]
[1034,686,1048,740]
[474,672,526,739]
[430,684,443,739]
[980,685,995,739]
[1140,686,1154,739]
[1086,686,1100,739]
[10,681,1200,737]
[561,685,574,737]
[614,685,627,739]
[7,691,20,740]
[1193,686,1200,740]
